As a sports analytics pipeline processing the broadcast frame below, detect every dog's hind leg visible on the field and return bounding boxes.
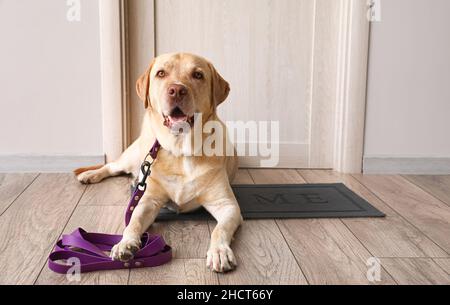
[74,139,142,184]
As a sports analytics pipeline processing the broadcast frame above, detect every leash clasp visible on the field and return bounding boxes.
[135,140,161,192]
[137,159,152,191]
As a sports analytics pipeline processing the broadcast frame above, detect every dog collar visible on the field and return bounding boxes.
[149,139,161,160]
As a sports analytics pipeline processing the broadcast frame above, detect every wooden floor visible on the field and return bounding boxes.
[0,170,449,285]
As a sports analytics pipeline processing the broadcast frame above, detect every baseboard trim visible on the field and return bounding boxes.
[0,155,106,173]
[363,156,450,174]
[238,156,308,169]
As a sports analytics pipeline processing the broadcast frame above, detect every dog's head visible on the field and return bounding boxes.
[136,53,230,131]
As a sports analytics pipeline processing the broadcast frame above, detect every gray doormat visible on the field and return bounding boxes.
[151,184,385,221]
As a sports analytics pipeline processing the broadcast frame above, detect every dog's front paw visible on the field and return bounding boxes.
[110,238,141,262]
[206,244,237,273]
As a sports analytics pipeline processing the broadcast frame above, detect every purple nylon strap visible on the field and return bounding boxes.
[48,228,171,274]
[48,140,170,274]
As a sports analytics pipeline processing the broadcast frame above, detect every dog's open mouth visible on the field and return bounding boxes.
[163,107,194,129]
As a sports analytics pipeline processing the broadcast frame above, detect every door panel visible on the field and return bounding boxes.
[155,0,314,168]
[127,0,340,168]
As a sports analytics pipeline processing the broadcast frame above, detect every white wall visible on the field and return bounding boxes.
[0,0,103,162]
[364,0,450,173]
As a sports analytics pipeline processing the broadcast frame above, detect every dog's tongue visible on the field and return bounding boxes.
[163,115,186,130]
[168,115,188,124]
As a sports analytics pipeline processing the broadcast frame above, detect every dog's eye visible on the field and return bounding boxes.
[156,70,166,78]
[193,71,204,80]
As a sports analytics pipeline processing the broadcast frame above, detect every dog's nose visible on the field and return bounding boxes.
[167,84,188,100]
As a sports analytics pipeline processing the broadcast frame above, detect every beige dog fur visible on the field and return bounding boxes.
[75,53,243,273]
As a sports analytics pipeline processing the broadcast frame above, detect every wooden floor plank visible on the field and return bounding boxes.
[0,173,38,215]
[35,206,129,285]
[299,170,447,258]
[250,169,394,284]
[211,220,308,285]
[232,169,254,185]
[0,174,85,284]
[79,176,133,206]
[129,259,218,285]
[354,175,450,254]
[148,221,211,259]
[404,175,450,207]
[279,219,395,284]
[380,258,450,285]
[433,258,450,275]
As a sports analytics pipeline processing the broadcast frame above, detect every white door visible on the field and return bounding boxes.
[125,0,367,170]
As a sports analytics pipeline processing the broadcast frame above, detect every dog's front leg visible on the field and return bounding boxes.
[111,182,167,262]
[202,193,243,273]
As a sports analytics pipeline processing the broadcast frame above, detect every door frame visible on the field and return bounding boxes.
[333,0,371,173]
[98,0,129,162]
[99,0,370,173]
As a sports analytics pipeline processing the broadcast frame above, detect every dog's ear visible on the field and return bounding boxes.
[209,63,230,107]
[136,59,155,109]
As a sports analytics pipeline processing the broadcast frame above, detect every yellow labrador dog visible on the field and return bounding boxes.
[74,53,242,273]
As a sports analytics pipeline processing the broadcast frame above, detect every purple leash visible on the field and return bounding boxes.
[125,140,161,226]
[48,141,171,274]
